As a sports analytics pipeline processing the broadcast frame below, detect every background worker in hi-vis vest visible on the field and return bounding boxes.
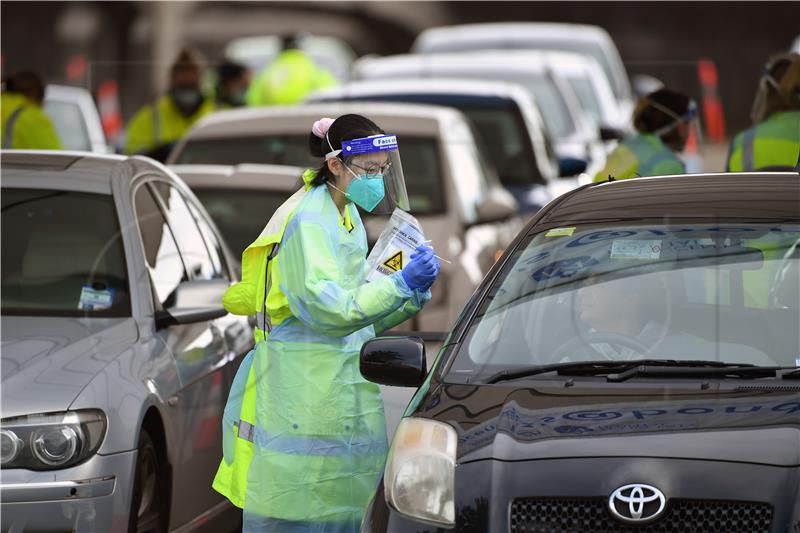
[214,114,439,532]
[594,88,698,181]
[727,52,800,172]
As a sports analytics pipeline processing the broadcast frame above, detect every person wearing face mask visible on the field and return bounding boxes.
[594,88,698,181]
[124,48,215,162]
[215,60,251,109]
[212,114,439,532]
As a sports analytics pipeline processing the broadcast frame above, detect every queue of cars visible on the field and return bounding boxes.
[353,50,608,174]
[412,22,636,119]
[307,77,563,212]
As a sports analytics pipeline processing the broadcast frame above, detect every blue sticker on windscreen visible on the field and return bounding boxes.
[78,285,115,311]
[532,256,599,282]
[341,134,397,156]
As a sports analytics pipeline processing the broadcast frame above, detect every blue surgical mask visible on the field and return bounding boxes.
[341,165,385,212]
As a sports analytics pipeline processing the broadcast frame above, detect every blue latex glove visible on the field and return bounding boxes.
[401,246,439,291]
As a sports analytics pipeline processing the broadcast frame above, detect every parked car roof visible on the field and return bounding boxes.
[533,172,800,228]
[412,22,632,102]
[1,150,135,193]
[180,101,471,138]
[310,77,537,102]
[352,50,590,139]
[169,163,304,191]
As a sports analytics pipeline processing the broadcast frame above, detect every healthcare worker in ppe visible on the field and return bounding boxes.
[217,113,439,532]
[594,88,697,181]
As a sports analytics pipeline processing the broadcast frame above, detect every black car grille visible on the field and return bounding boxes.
[509,497,773,533]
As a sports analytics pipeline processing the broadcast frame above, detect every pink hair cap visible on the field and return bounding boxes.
[312,117,335,138]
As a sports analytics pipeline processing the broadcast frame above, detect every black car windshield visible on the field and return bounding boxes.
[450,223,800,382]
[1,188,131,317]
[174,135,446,215]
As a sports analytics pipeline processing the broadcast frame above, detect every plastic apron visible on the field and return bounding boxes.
[218,181,430,532]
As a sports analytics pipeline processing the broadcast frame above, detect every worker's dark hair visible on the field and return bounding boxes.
[307,114,384,187]
[633,88,692,150]
[4,69,46,104]
[217,61,248,86]
[634,88,691,133]
[170,48,202,78]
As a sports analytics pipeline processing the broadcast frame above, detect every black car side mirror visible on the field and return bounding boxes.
[360,336,427,387]
[599,125,625,142]
[155,306,227,329]
[559,157,588,178]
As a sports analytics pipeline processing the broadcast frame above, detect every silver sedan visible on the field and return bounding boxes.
[1,150,251,532]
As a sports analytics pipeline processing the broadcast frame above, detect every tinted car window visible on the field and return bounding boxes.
[567,77,603,126]
[175,135,446,214]
[150,183,224,280]
[193,188,292,256]
[43,100,91,151]
[464,107,540,186]
[452,223,800,382]
[523,76,575,139]
[187,199,231,280]
[1,188,130,316]
[134,184,187,308]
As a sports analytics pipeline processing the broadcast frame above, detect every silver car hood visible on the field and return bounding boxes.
[1,316,139,418]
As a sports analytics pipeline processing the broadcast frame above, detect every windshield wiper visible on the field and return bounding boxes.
[606,364,781,383]
[779,368,800,380]
[485,359,763,384]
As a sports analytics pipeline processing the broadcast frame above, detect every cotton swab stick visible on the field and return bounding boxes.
[420,240,453,264]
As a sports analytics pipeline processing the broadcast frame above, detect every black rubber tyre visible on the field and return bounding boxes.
[128,429,169,533]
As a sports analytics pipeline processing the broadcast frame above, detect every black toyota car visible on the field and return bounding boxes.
[359,172,800,532]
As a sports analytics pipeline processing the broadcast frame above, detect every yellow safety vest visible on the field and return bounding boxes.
[594,133,685,182]
[726,111,800,172]
[1,92,63,150]
[246,50,337,106]
[124,94,214,155]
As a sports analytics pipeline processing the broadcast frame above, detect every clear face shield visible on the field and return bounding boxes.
[327,134,410,215]
[650,99,703,150]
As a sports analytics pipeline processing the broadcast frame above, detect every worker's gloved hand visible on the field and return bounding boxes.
[401,246,440,291]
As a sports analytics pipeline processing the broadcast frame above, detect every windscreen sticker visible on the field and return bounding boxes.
[545,227,575,237]
[610,239,662,260]
[78,285,115,311]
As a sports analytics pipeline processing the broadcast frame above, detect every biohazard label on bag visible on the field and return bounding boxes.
[382,251,404,272]
[365,208,426,282]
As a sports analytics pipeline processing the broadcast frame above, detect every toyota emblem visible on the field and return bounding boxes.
[608,484,666,523]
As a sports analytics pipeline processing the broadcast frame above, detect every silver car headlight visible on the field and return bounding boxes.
[0,410,106,470]
[384,417,457,527]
